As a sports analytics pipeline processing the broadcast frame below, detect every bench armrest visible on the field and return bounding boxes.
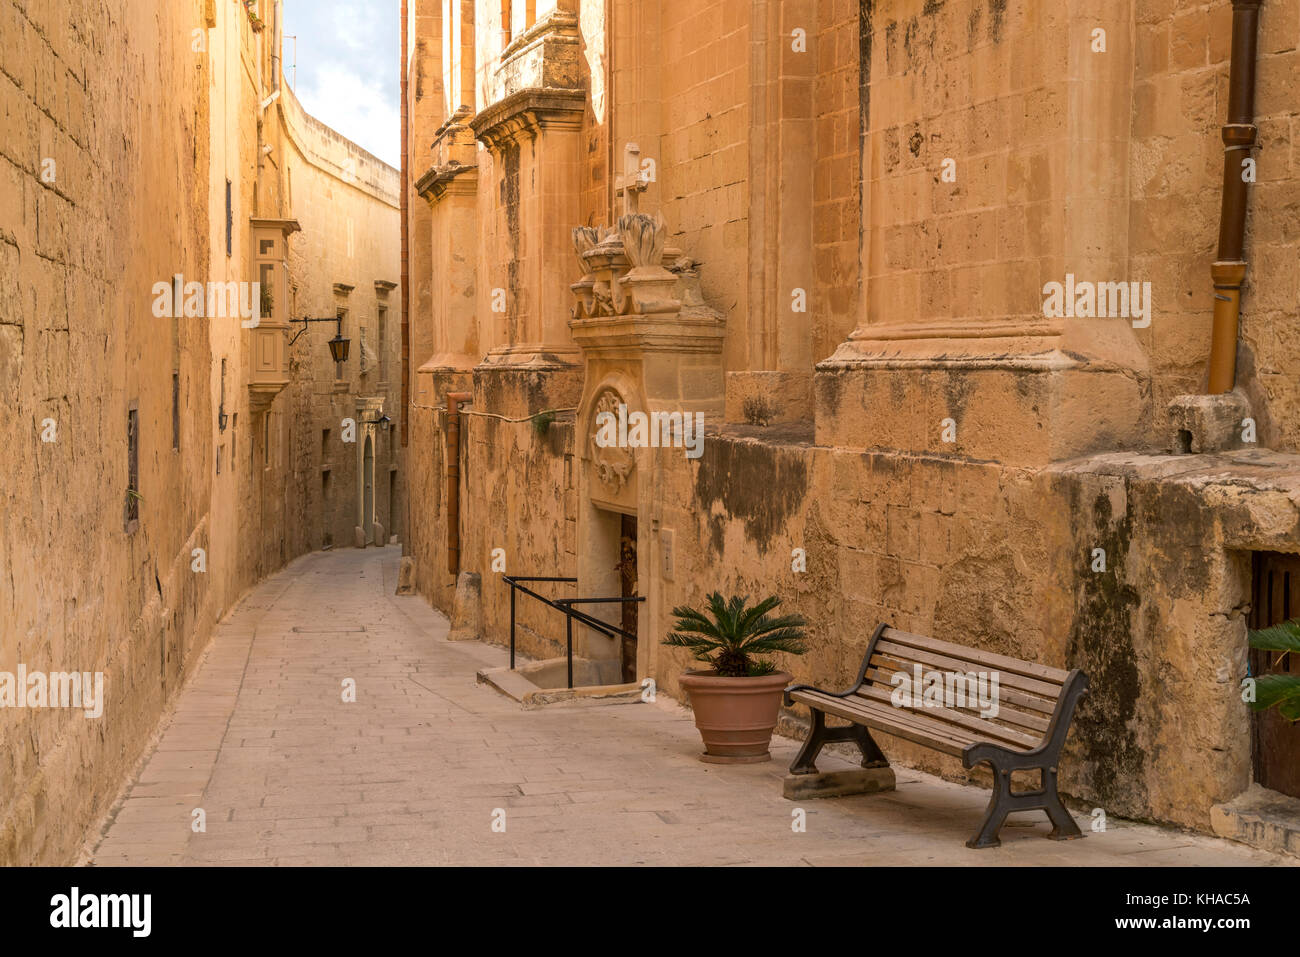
[963,669,1089,771]
[783,622,890,707]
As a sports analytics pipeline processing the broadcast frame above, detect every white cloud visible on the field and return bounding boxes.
[298,63,400,168]
[284,0,400,168]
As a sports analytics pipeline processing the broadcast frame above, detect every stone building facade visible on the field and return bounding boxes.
[0,0,399,865]
[403,0,1300,847]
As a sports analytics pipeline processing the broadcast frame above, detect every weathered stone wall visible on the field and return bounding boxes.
[0,0,215,865]
[639,435,1289,830]
[0,0,401,864]
[1132,0,1300,449]
[403,0,1300,838]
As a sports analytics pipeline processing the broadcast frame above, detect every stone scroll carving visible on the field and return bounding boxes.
[588,387,635,493]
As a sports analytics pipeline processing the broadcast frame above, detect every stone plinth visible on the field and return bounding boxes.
[783,767,897,800]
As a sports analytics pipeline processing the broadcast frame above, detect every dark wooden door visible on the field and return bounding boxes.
[1249,552,1300,799]
[618,514,638,684]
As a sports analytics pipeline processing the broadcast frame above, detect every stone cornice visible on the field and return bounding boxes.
[249,217,302,236]
[568,313,725,357]
[415,160,479,204]
[499,10,580,64]
[470,88,586,152]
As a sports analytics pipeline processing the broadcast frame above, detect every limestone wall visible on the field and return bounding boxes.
[0,0,401,864]
[0,0,216,865]
[403,0,1300,836]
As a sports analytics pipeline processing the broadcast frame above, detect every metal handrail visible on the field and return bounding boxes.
[503,575,646,688]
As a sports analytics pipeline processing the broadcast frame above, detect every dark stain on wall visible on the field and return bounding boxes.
[500,139,521,344]
[694,438,808,555]
[413,39,426,100]
[1065,485,1148,811]
[858,0,873,308]
[816,365,845,412]
[988,0,1007,42]
[967,3,983,47]
[942,370,973,425]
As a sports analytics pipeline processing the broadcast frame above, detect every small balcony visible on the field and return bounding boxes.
[247,218,301,412]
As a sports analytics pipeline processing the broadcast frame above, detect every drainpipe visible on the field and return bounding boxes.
[400,0,411,447]
[271,1,282,92]
[1207,0,1263,394]
[445,392,473,575]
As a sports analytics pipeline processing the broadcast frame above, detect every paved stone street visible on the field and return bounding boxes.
[85,547,1289,866]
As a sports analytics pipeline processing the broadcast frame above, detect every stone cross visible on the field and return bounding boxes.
[615,142,647,216]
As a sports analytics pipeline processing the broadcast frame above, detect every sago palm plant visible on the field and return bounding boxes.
[664,592,808,677]
[1247,619,1300,721]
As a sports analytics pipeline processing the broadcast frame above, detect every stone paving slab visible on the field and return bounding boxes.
[84,547,1294,867]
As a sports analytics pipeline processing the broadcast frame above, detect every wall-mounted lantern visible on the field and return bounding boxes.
[290,315,351,366]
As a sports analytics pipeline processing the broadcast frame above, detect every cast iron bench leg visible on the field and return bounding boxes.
[790,709,889,775]
[789,708,831,775]
[966,762,1083,848]
[968,768,1014,849]
[1044,767,1082,841]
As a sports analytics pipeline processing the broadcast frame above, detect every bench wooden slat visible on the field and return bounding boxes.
[862,666,1053,733]
[872,644,1064,704]
[789,689,971,757]
[851,684,1043,751]
[881,628,1070,684]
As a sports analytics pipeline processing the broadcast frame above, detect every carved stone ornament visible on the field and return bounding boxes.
[589,388,635,492]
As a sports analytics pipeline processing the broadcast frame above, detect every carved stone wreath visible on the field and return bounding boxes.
[589,388,635,492]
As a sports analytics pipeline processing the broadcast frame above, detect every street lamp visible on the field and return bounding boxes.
[289,315,350,366]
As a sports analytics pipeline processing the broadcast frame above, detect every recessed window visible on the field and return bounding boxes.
[378,304,388,383]
[171,372,180,451]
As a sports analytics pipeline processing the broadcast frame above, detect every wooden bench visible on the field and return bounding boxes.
[784,623,1090,848]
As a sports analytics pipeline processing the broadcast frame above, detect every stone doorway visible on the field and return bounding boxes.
[389,469,397,545]
[362,435,375,545]
[1249,551,1300,799]
[617,514,638,683]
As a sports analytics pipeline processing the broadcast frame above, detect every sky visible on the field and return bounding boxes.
[281,0,401,168]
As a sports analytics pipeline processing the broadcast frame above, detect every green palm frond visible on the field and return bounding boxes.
[1249,620,1300,654]
[1248,674,1300,721]
[1246,618,1300,722]
[664,592,808,677]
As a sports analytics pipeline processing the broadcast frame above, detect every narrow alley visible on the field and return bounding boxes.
[85,549,1286,867]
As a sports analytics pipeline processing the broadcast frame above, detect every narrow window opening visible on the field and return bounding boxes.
[171,372,180,451]
[125,404,139,531]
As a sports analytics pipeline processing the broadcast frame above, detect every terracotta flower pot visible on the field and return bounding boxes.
[678,669,792,763]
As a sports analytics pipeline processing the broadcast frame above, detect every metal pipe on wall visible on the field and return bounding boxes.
[1207,0,1263,394]
[400,0,411,448]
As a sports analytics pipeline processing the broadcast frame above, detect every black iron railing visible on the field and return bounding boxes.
[502,575,645,688]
